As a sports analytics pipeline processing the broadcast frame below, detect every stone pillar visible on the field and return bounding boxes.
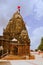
[10,44,14,55]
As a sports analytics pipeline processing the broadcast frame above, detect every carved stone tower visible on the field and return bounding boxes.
[3,6,30,56]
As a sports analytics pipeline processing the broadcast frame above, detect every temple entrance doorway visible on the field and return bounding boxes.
[13,46,18,55]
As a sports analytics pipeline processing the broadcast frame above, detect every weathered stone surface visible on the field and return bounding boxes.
[0,10,30,57]
[3,11,30,44]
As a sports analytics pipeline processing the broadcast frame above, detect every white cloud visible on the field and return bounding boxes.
[32,27,43,36]
[35,0,43,18]
[25,25,43,50]
[30,27,43,50]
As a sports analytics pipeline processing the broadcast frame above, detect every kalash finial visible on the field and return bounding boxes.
[17,6,21,13]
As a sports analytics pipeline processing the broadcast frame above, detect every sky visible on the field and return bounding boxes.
[0,0,43,50]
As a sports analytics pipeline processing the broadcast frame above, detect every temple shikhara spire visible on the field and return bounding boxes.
[0,6,31,60]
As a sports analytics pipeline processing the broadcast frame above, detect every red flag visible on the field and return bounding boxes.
[17,6,21,12]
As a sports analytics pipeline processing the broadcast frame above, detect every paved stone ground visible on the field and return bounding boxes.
[0,52,43,65]
[10,52,43,65]
[0,60,43,65]
[1,55,28,60]
[10,53,43,65]
[0,61,11,65]
[10,60,43,65]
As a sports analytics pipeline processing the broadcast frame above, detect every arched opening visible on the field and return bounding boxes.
[14,46,18,55]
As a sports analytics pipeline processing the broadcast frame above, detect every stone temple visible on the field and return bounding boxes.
[0,7,30,59]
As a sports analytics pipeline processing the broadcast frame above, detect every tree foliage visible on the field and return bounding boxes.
[38,37,43,51]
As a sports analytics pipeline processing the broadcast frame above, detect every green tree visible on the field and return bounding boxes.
[38,37,43,51]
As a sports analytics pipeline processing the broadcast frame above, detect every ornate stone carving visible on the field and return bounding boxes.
[3,11,30,56]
